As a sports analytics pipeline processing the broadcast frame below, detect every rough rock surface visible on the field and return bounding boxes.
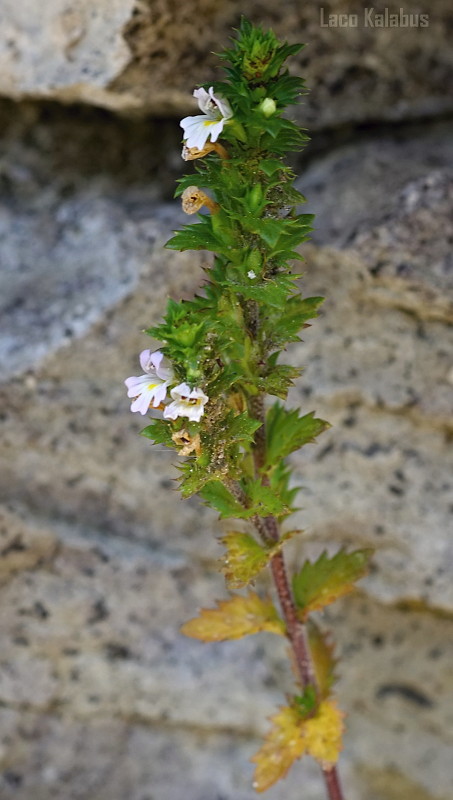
[0,0,452,129]
[0,99,183,379]
[0,105,452,799]
[0,512,451,799]
[0,0,136,109]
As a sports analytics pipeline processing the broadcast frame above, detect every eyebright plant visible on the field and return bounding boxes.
[125,19,372,800]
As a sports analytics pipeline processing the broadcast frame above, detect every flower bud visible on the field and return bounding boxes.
[259,97,277,117]
[248,184,264,212]
[246,250,262,272]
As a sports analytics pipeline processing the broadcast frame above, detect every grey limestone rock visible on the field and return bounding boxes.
[0,511,450,798]
[0,0,451,130]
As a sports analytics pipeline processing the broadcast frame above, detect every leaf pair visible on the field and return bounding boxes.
[252,700,344,792]
[200,478,289,520]
[183,550,373,643]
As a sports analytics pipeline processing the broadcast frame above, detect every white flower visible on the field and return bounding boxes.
[247,270,257,279]
[163,382,209,423]
[194,87,232,119]
[125,350,174,415]
[180,87,233,150]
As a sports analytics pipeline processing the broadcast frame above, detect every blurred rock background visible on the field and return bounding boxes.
[0,1,452,798]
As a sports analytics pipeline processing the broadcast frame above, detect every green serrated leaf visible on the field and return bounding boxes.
[165,221,221,253]
[252,217,286,247]
[265,296,324,347]
[269,461,301,518]
[225,412,262,444]
[259,158,284,177]
[226,275,297,309]
[179,462,219,499]
[245,479,290,517]
[293,549,374,617]
[200,481,254,520]
[258,363,302,399]
[265,405,330,468]
[140,420,175,448]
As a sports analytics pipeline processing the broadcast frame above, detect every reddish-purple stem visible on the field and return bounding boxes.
[250,394,345,800]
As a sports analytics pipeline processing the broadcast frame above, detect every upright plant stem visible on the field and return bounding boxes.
[250,393,345,800]
[323,763,345,800]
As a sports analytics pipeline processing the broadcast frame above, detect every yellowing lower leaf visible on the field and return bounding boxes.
[308,620,338,698]
[251,706,307,792]
[219,532,269,588]
[293,548,373,618]
[305,700,344,765]
[181,592,285,642]
[219,530,299,589]
[251,699,344,791]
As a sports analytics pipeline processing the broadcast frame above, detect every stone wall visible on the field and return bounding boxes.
[0,3,452,799]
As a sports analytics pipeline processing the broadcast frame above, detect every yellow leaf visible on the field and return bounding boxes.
[181,592,285,642]
[251,699,344,791]
[308,620,338,698]
[219,529,300,589]
[251,706,307,792]
[305,700,344,765]
[219,532,269,588]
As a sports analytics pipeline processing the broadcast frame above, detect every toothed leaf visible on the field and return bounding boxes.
[304,700,344,765]
[218,532,269,588]
[308,620,338,698]
[219,529,298,588]
[265,405,330,468]
[251,699,344,792]
[181,592,285,641]
[251,706,307,793]
[293,549,373,617]
[200,481,254,519]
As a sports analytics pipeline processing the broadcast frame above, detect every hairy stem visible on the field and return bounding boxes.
[250,393,345,800]
[323,764,345,800]
[269,549,315,688]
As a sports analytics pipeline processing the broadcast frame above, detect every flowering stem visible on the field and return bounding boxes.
[130,21,361,796]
